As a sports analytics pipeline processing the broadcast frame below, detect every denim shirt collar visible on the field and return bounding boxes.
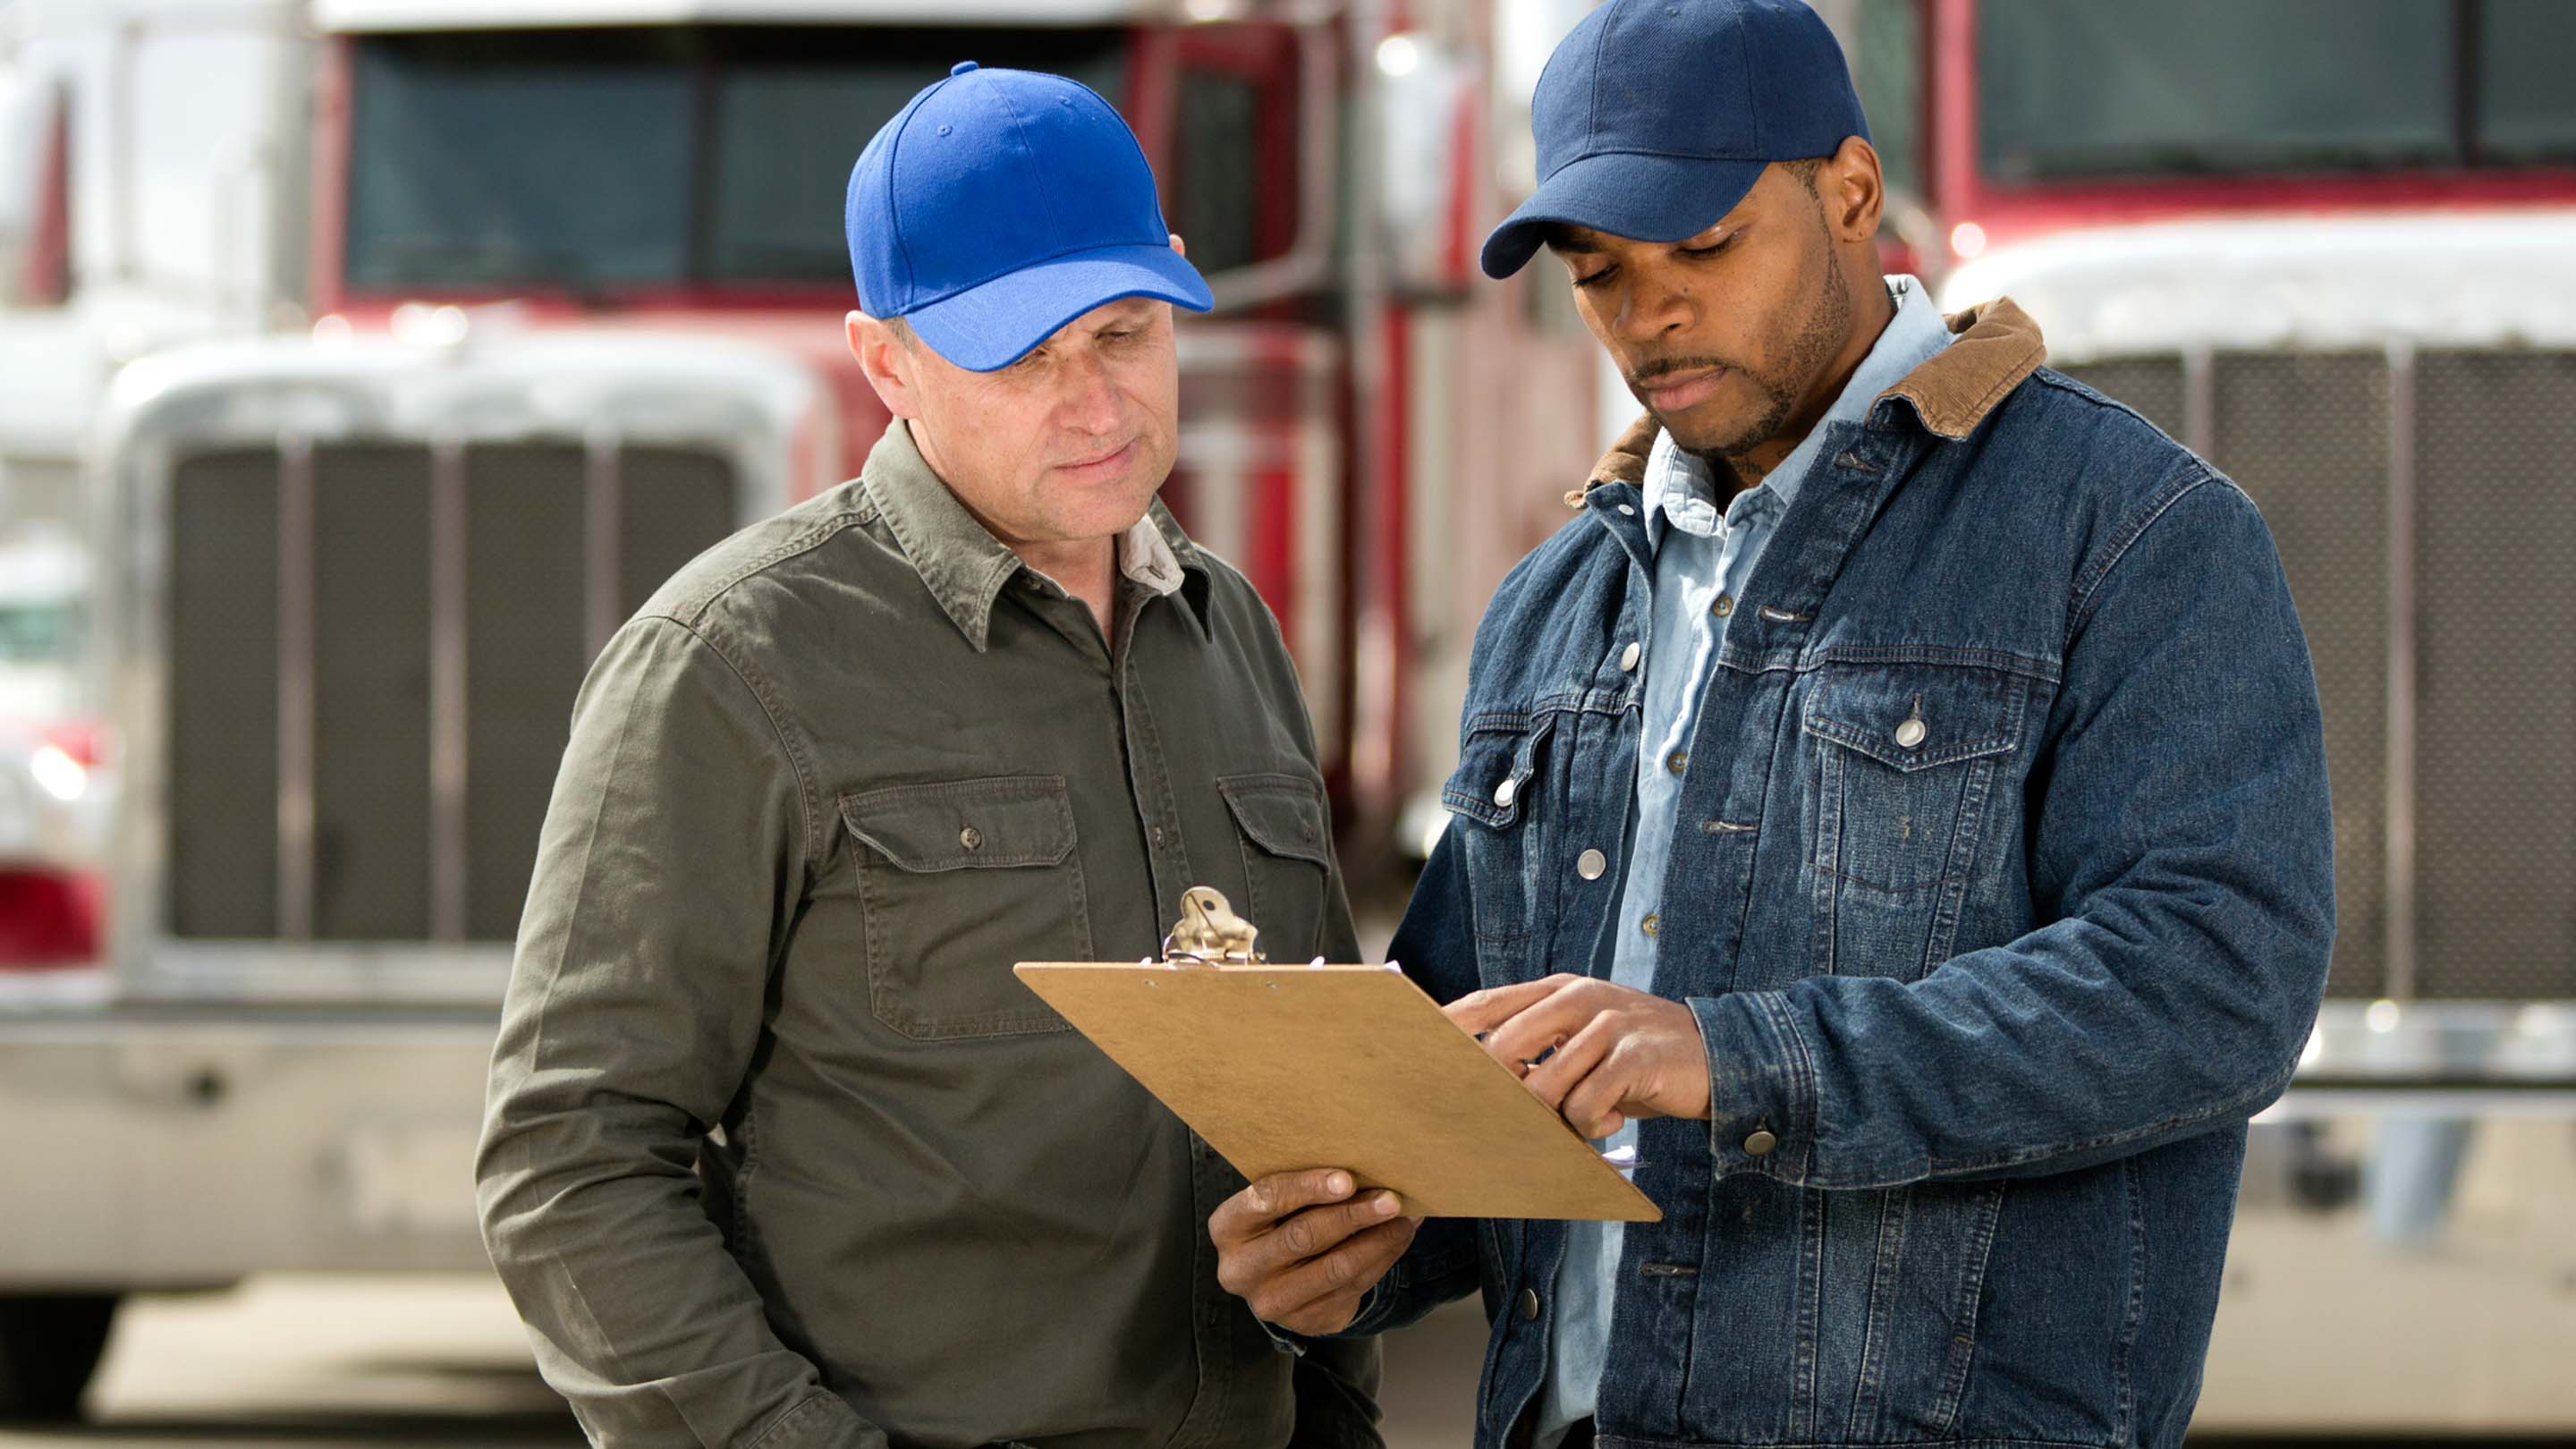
[862,419,1213,651]
[1642,275,1952,554]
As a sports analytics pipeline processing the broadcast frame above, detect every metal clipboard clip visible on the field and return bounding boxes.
[1158,886,1266,966]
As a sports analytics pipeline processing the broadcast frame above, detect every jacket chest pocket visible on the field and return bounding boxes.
[1217,773,1335,962]
[1439,715,1558,979]
[840,775,1090,1041]
[1801,665,2024,979]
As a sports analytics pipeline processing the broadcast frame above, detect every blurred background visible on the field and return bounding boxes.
[1,0,2572,1443]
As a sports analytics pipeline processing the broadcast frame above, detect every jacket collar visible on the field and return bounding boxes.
[862,419,1213,651]
[1567,295,2049,507]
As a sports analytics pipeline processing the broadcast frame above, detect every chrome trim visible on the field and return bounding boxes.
[2383,342,2419,1002]
[117,941,514,1004]
[583,430,623,660]
[1201,22,1341,313]
[427,435,468,944]
[97,329,824,1004]
[2290,999,2576,1086]
[274,432,316,943]
[2180,344,2214,460]
[0,1014,501,1282]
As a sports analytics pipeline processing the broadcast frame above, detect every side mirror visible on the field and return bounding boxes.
[0,71,72,309]
[1371,33,1479,301]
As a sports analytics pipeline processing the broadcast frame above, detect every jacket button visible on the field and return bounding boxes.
[1494,777,1519,809]
[1744,1128,1778,1157]
[1619,641,1641,673]
[1894,718,1927,749]
[959,826,983,851]
[1576,848,1607,880]
[1520,1288,1542,1320]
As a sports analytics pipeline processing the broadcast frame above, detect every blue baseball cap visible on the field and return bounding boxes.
[845,62,1213,372]
[1481,0,1868,279]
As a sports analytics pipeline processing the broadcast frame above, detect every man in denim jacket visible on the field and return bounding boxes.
[1210,2,2335,1446]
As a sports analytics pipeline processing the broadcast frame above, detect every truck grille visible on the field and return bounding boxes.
[2059,349,2576,1002]
[166,441,736,944]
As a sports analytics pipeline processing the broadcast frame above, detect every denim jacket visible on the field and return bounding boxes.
[1352,300,2336,1449]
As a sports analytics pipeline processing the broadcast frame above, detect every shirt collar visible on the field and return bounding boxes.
[1643,274,1953,549]
[862,419,1213,651]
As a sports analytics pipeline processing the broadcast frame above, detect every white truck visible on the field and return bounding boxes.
[0,0,1607,1417]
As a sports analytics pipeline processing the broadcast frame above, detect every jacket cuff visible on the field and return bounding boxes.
[1690,991,1816,1184]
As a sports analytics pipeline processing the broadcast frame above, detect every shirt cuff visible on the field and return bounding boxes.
[1690,990,1816,1184]
[1254,1284,1381,1355]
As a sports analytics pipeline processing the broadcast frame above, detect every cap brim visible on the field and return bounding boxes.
[904,242,1214,373]
[1480,152,1768,279]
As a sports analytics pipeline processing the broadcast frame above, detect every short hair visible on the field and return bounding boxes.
[877,315,915,349]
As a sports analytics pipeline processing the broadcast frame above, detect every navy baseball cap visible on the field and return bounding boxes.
[846,62,1212,372]
[1481,0,1868,279]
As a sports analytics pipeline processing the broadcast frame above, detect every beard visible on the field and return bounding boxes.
[1629,210,1853,468]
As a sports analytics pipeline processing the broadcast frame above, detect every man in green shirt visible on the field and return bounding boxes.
[476,63,1378,1449]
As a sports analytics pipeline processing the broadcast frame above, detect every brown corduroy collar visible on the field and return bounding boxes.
[1566,296,2049,507]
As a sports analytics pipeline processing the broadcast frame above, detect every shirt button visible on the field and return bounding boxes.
[1576,848,1607,880]
[1619,641,1641,673]
[1494,777,1519,809]
[1894,718,1928,749]
[1519,1288,1542,1320]
[1666,750,1688,775]
[1744,1128,1779,1157]
[1711,594,1734,618]
[959,826,983,852]
[1640,912,1660,937]
[1152,825,1167,846]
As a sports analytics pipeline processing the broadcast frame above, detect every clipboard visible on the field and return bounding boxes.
[1013,951,1662,1223]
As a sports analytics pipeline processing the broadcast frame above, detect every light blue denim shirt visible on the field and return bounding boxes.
[1536,275,1954,1445]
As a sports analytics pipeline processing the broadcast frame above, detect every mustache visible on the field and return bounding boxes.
[1625,354,1741,388]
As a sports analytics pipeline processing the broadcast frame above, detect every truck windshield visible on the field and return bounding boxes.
[1977,0,2576,182]
[344,26,1129,292]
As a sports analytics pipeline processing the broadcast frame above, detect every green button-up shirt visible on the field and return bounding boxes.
[478,419,1375,1449]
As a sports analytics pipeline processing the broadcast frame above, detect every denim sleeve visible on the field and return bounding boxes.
[1335,826,1490,1334]
[1692,472,2337,1191]
[476,616,886,1449]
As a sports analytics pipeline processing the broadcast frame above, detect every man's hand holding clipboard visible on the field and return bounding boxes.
[1207,973,1712,1335]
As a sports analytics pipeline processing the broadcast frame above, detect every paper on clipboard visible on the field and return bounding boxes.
[1013,960,1661,1223]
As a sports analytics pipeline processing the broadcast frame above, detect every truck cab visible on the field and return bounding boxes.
[1863,0,2576,1431]
[0,0,1606,1418]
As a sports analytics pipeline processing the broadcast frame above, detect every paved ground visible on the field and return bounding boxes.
[6,1258,2575,1448]
[0,1275,1489,1449]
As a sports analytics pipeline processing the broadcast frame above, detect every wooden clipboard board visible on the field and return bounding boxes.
[1014,961,1661,1222]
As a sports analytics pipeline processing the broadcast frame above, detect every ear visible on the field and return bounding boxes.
[848,311,922,421]
[1823,135,1885,244]
[1168,233,1188,259]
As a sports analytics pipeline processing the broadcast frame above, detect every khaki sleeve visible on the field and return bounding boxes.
[475,614,884,1449]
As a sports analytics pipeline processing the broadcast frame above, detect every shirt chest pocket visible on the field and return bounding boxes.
[1216,773,1335,962]
[1802,664,2026,902]
[840,775,1090,1041]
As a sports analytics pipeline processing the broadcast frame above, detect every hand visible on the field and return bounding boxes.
[1445,974,1712,1137]
[1211,1168,1420,1335]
